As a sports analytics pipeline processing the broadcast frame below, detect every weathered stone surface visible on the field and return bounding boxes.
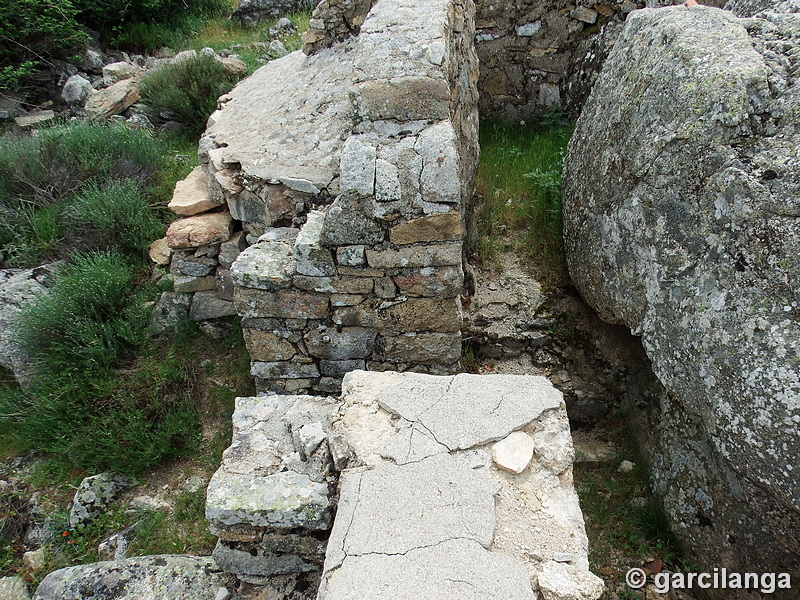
[231,242,294,290]
[319,538,536,600]
[169,167,221,216]
[166,212,233,249]
[85,78,140,120]
[333,297,461,333]
[491,431,535,475]
[416,123,461,204]
[320,195,384,247]
[243,329,296,361]
[206,395,338,536]
[393,265,462,297]
[217,56,247,76]
[351,77,450,122]
[62,75,94,106]
[148,237,172,265]
[325,454,499,568]
[251,361,320,379]
[295,211,336,276]
[335,246,365,266]
[33,555,226,600]
[0,576,29,600]
[171,253,217,277]
[292,276,373,294]
[205,49,352,194]
[319,359,365,377]
[149,291,192,332]
[537,561,605,600]
[218,231,248,270]
[304,327,377,360]
[379,332,461,365]
[339,137,376,196]
[212,538,320,582]
[0,266,55,382]
[562,3,800,585]
[189,291,238,321]
[234,288,329,319]
[173,274,217,293]
[103,62,142,86]
[14,111,55,127]
[366,243,462,269]
[69,473,129,528]
[389,212,463,245]
[343,371,562,452]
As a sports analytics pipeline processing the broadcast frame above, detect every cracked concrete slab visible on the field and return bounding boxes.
[320,538,537,600]
[321,371,604,600]
[325,453,498,570]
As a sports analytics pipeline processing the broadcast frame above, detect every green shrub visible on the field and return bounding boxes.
[0,252,202,474]
[0,122,172,266]
[140,53,242,138]
[14,252,144,376]
[0,0,86,90]
[68,180,165,256]
[74,0,229,43]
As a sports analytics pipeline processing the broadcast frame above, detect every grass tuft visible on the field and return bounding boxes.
[470,120,573,285]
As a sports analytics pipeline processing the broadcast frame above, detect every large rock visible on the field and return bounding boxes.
[85,78,140,120]
[562,3,800,591]
[0,265,57,384]
[33,555,230,600]
[231,0,316,28]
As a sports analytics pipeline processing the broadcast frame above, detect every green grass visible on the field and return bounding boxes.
[470,119,573,285]
[574,418,687,595]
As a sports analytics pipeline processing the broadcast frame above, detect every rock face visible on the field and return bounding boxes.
[231,0,316,27]
[563,3,800,591]
[0,265,57,384]
[33,555,230,600]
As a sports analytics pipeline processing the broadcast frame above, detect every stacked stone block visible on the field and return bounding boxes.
[188,0,479,394]
[205,394,340,583]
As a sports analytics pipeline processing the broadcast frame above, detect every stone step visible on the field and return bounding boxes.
[318,371,604,600]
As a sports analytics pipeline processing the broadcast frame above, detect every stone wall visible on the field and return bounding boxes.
[156,0,479,395]
[475,0,728,121]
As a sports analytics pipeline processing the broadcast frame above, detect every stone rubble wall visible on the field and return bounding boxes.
[153,0,480,396]
[301,0,376,55]
[475,0,727,121]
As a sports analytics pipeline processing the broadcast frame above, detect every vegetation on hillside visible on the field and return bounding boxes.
[470,116,573,286]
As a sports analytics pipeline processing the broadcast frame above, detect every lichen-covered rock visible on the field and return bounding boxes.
[563,3,800,586]
[33,555,229,600]
[0,265,57,384]
[69,472,130,528]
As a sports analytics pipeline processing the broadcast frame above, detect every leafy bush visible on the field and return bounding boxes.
[0,0,86,89]
[73,0,229,43]
[0,252,201,474]
[140,53,242,138]
[68,180,165,256]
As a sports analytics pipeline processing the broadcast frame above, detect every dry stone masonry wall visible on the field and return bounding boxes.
[154,0,480,395]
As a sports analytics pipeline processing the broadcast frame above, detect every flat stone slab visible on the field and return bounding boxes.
[205,46,354,193]
[342,371,563,451]
[320,371,604,600]
[320,538,536,600]
[325,453,498,569]
[33,555,227,600]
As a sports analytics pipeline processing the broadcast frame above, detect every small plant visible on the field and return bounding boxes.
[470,120,573,285]
[140,53,243,138]
[67,180,165,256]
